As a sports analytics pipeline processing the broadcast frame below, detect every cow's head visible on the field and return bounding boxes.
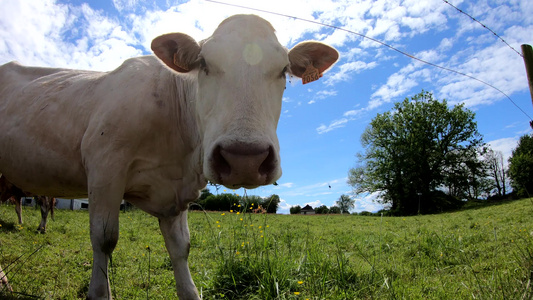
[151,14,338,189]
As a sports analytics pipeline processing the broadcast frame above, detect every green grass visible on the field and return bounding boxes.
[1,198,532,299]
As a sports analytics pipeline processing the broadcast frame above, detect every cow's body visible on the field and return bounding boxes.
[0,15,338,299]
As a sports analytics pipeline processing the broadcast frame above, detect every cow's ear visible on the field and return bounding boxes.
[151,33,201,73]
[288,41,339,81]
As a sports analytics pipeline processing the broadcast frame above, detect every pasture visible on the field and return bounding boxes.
[1,198,532,299]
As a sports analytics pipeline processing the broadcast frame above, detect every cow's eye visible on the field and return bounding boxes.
[200,58,209,75]
[280,65,288,79]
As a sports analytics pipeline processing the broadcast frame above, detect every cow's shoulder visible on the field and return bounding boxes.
[109,55,165,76]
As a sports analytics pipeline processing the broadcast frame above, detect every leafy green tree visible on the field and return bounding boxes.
[202,193,242,211]
[260,194,280,214]
[508,134,533,198]
[348,90,483,215]
[336,194,355,214]
[314,205,330,214]
[290,205,301,214]
[329,206,341,214]
[199,188,213,200]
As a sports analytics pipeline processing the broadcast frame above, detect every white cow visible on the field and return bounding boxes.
[0,14,338,299]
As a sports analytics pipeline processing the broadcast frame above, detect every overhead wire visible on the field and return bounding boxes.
[205,0,532,121]
[441,0,523,58]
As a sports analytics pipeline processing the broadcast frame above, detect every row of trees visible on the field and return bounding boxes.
[289,194,355,214]
[190,188,281,213]
[348,90,522,215]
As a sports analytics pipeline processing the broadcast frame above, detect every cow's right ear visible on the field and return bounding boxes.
[151,33,201,73]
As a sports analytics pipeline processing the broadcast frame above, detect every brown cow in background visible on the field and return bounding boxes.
[0,175,55,233]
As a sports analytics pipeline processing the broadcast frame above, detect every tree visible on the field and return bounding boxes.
[508,134,533,198]
[348,90,483,215]
[336,194,355,214]
[199,188,213,200]
[314,205,330,214]
[329,206,341,214]
[290,205,301,214]
[484,148,508,197]
[261,194,280,213]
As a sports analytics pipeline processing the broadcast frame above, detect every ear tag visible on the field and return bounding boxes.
[302,64,321,84]
[173,52,189,71]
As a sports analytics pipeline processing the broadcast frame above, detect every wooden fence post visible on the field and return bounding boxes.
[521,44,533,128]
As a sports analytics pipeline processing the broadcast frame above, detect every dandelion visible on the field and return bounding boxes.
[216,221,219,224]
[221,213,225,216]
[230,210,233,213]
[266,225,270,228]
[294,292,300,295]
[236,212,240,215]
[298,281,303,284]
[217,225,221,228]
[236,251,240,255]
[260,235,264,238]
[238,205,241,208]
[240,218,243,221]
[259,226,262,229]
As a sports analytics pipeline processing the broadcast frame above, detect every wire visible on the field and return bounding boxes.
[442,0,523,58]
[205,0,532,121]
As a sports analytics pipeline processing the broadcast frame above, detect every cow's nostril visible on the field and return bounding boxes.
[258,146,275,176]
[212,145,231,179]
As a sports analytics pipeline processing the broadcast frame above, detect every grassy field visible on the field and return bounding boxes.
[0,198,532,299]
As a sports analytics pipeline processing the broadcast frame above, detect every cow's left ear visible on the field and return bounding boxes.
[288,41,339,82]
[151,33,201,73]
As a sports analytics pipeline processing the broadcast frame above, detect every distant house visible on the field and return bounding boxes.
[301,204,315,215]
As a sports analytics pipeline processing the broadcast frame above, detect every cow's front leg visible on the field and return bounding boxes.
[87,185,123,300]
[159,210,200,300]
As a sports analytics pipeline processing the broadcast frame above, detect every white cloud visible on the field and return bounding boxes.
[325,60,377,85]
[112,0,139,12]
[0,0,142,71]
[353,192,384,212]
[277,182,294,188]
[317,118,348,134]
[486,137,519,163]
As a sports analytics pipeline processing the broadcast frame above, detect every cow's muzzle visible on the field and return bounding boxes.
[209,142,279,189]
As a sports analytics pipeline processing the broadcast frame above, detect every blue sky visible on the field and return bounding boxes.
[1,0,532,214]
